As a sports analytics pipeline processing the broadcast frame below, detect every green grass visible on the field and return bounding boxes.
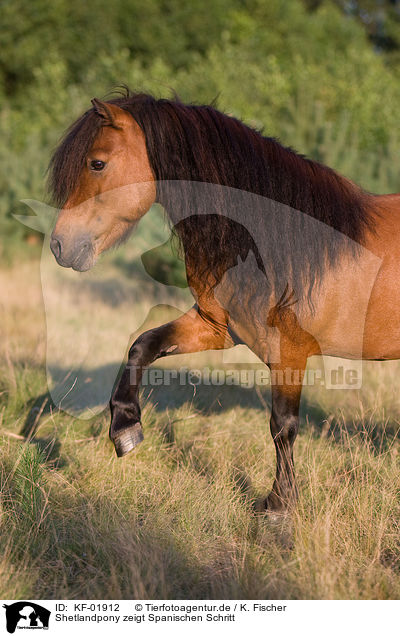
[0,262,399,599]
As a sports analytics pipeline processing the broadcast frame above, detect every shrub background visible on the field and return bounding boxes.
[1,0,400,259]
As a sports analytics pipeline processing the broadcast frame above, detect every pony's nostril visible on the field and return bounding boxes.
[50,236,62,259]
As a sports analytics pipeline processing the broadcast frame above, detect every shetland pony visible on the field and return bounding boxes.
[49,91,399,511]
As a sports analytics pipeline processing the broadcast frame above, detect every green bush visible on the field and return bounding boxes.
[1,0,400,261]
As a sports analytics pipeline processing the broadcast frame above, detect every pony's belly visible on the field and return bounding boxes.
[306,253,400,361]
[306,314,400,359]
[361,315,400,360]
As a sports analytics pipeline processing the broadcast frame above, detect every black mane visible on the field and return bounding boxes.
[49,90,375,303]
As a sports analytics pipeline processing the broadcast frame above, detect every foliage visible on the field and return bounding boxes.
[1,0,400,257]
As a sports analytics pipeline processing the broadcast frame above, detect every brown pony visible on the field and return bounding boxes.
[49,90,400,512]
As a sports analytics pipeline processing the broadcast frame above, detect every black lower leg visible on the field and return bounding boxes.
[265,383,301,511]
[110,327,173,457]
[109,307,233,457]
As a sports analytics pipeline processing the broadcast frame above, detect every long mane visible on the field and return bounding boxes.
[49,89,375,303]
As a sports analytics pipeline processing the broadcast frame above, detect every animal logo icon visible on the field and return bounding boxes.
[3,602,50,633]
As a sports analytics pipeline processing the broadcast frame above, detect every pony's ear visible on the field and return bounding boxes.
[91,98,119,127]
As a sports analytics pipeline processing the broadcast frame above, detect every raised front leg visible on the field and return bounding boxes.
[110,305,233,457]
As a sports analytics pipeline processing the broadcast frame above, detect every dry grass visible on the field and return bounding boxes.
[0,259,399,599]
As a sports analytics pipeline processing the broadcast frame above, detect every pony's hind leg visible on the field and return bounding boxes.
[110,305,233,457]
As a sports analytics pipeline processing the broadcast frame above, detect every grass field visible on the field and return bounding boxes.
[0,255,399,600]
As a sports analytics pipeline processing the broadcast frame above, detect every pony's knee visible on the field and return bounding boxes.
[128,329,160,361]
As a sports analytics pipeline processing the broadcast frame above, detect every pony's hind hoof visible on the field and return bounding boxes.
[113,423,144,457]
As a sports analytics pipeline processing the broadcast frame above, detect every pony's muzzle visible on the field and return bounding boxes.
[50,232,94,271]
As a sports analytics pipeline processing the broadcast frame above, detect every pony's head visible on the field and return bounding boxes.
[49,99,156,271]
[48,89,374,302]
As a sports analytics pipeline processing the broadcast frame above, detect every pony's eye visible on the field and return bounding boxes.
[90,159,106,171]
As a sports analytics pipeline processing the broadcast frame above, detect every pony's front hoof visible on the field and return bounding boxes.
[113,422,144,457]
